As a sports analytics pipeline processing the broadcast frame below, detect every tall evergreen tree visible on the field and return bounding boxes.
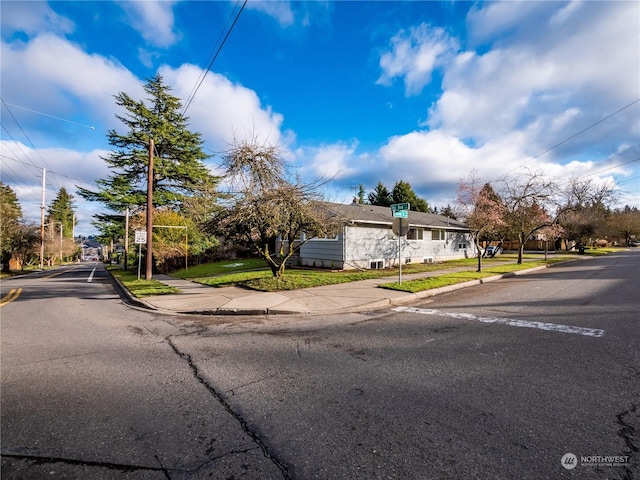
[367,182,392,207]
[391,180,430,212]
[77,75,217,212]
[48,187,76,238]
[0,182,23,272]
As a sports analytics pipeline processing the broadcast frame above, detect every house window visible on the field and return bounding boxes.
[432,229,446,241]
[458,243,467,249]
[369,259,384,269]
[407,228,423,240]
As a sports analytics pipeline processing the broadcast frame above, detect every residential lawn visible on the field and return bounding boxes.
[107,267,179,297]
[181,254,573,292]
[172,258,268,279]
[107,252,582,295]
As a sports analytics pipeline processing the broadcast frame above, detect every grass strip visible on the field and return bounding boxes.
[107,267,179,297]
[380,261,550,293]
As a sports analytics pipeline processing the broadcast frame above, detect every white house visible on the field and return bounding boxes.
[296,202,476,270]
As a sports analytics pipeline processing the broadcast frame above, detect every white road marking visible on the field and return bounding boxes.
[87,268,96,283]
[392,306,605,338]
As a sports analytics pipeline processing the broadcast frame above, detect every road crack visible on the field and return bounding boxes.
[617,403,639,480]
[166,336,291,479]
[0,452,168,474]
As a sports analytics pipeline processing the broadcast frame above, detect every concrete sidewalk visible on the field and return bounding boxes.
[122,263,553,315]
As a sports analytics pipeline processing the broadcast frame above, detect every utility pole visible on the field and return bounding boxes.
[39,168,45,270]
[145,138,154,280]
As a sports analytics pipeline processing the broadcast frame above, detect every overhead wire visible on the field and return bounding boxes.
[1,100,56,174]
[529,98,640,162]
[181,0,247,116]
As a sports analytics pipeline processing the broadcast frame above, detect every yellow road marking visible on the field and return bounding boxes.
[0,288,22,306]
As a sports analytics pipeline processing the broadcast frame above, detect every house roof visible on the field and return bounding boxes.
[322,202,469,231]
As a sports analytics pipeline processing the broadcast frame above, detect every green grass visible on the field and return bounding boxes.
[172,258,268,279]
[380,261,551,293]
[184,255,571,292]
[107,267,179,297]
[107,251,589,295]
[195,267,387,291]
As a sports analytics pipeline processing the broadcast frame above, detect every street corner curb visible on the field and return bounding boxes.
[106,270,158,311]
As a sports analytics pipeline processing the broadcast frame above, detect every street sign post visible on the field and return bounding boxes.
[134,230,147,244]
[391,202,410,215]
[390,206,410,284]
[134,230,147,280]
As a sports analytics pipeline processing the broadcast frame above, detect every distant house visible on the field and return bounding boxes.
[294,202,475,270]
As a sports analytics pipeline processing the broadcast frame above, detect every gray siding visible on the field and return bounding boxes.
[296,202,476,270]
[299,225,476,270]
[299,231,345,269]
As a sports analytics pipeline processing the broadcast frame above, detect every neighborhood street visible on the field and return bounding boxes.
[1,251,639,479]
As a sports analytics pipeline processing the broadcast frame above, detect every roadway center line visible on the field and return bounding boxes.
[392,306,605,338]
[1,288,22,307]
[87,268,96,283]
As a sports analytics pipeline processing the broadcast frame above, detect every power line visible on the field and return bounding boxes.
[577,157,640,179]
[0,100,96,130]
[1,100,61,190]
[1,154,97,190]
[181,0,247,116]
[530,98,640,161]
[1,123,42,173]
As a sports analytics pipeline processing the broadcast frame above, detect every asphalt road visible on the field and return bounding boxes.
[1,252,639,479]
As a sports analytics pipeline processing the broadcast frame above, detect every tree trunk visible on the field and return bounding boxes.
[518,243,525,264]
[475,239,483,272]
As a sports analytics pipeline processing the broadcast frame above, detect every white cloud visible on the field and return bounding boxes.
[244,1,331,29]
[377,24,458,96]
[1,141,111,235]
[160,63,291,155]
[378,130,524,186]
[295,142,360,181]
[1,33,142,130]
[425,1,639,158]
[118,0,179,48]
[0,1,74,37]
[245,1,295,27]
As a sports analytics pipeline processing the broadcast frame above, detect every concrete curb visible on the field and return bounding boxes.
[106,270,159,311]
[110,260,579,317]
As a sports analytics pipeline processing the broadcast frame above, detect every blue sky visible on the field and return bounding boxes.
[1,0,639,236]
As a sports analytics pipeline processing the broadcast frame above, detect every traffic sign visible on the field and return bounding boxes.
[134,230,147,244]
[392,217,409,236]
[393,210,408,218]
[391,202,410,212]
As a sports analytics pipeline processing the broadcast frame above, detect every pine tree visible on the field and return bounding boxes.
[48,187,76,238]
[78,74,217,212]
[390,180,430,212]
[367,182,392,207]
[0,182,23,272]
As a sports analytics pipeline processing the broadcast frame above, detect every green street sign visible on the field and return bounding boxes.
[391,202,410,212]
[393,210,408,218]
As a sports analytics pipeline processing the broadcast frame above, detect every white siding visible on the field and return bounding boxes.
[298,222,476,270]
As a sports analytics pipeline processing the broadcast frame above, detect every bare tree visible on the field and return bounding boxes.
[456,171,506,272]
[500,171,615,261]
[499,169,558,263]
[557,177,617,249]
[606,206,640,246]
[210,136,343,278]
